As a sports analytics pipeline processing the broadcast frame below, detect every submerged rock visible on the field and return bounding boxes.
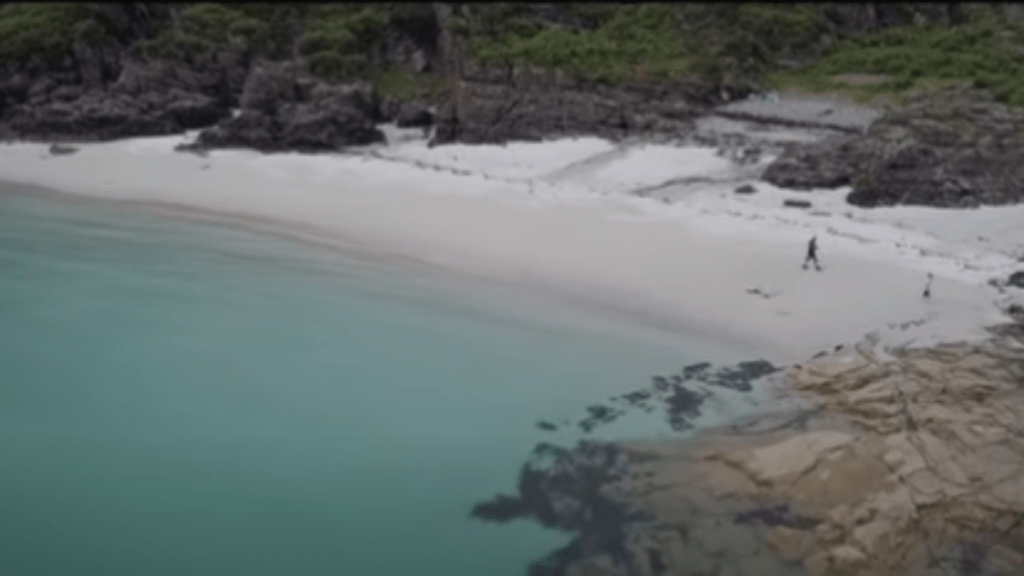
[472,441,639,576]
[571,359,779,435]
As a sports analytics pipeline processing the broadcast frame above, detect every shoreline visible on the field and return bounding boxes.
[5,104,1024,575]
[0,121,1016,365]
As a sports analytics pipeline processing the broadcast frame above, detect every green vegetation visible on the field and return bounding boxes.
[769,8,1024,106]
[461,4,692,85]
[298,4,388,81]
[140,3,280,61]
[458,3,825,87]
[688,3,824,88]
[7,2,1024,113]
[0,3,121,61]
[373,69,444,100]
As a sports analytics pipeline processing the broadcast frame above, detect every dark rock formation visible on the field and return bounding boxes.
[5,89,226,140]
[568,359,778,434]
[734,184,757,194]
[783,199,813,209]
[762,136,872,190]
[471,441,639,576]
[394,100,434,128]
[762,88,1024,208]
[1008,271,1024,289]
[192,61,383,152]
[848,89,1024,208]
[48,143,79,155]
[432,62,718,145]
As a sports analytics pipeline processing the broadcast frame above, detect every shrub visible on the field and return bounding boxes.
[773,17,1024,107]
[141,3,271,60]
[468,3,690,85]
[0,3,109,62]
[307,50,366,82]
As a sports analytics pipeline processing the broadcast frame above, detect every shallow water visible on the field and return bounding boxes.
[0,186,741,576]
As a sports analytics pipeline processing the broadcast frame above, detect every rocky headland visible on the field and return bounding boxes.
[478,324,1024,576]
[763,88,1024,208]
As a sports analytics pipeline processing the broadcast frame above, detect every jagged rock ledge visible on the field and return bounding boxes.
[480,324,1024,576]
[471,359,784,576]
[761,87,1024,209]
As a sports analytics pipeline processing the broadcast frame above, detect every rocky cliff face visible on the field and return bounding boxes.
[428,2,969,146]
[431,62,718,145]
[762,88,1024,208]
[0,4,438,148]
[186,61,383,152]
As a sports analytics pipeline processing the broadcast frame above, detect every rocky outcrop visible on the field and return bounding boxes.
[431,59,720,145]
[472,441,637,576]
[190,61,383,152]
[0,3,243,141]
[762,88,1024,208]
[1008,271,1024,289]
[690,334,1024,576]
[0,4,438,145]
[761,135,873,190]
[502,328,1024,576]
[4,87,227,141]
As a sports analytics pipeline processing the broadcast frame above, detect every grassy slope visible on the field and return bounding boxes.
[768,7,1024,106]
[456,3,823,88]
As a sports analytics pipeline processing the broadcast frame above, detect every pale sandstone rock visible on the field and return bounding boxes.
[850,519,891,556]
[767,526,813,562]
[862,484,917,522]
[905,469,945,505]
[953,444,1022,485]
[804,545,870,576]
[815,520,846,545]
[987,544,1024,572]
[724,432,856,484]
[991,475,1024,508]
[829,545,870,574]
[693,517,760,557]
[912,430,971,486]
[881,433,928,477]
[657,339,1024,576]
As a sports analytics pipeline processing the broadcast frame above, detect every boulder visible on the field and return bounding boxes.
[195,110,277,150]
[1008,271,1024,288]
[194,70,383,152]
[48,143,79,155]
[239,60,302,114]
[165,90,227,129]
[734,184,757,194]
[395,100,434,128]
[762,136,869,191]
[784,199,813,209]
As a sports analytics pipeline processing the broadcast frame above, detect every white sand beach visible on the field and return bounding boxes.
[0,121,1020,364]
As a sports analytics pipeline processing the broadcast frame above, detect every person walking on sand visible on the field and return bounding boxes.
[803,236,821,271]
[923,273,934,299]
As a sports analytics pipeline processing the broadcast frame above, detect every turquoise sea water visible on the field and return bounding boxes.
[0,186,723,576]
